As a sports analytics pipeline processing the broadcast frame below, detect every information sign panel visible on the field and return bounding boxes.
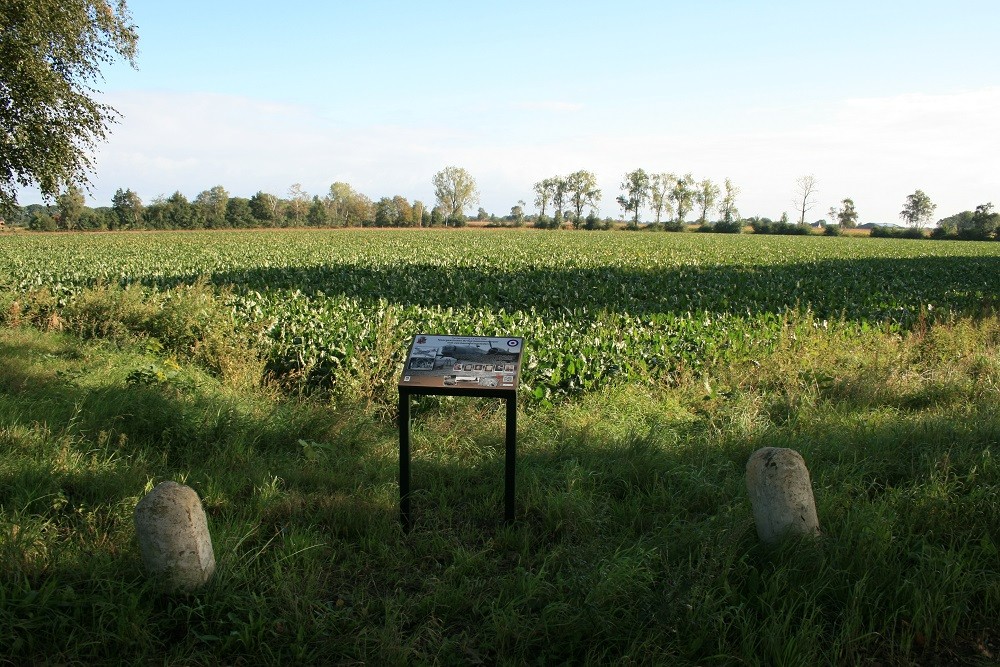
[398,334,523,531]
[399,334,523,392]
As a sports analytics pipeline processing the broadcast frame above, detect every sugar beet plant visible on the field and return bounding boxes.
[1,230,999,404]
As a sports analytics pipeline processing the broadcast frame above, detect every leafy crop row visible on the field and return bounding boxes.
[2,230,998,402]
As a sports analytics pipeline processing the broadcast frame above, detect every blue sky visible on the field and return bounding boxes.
[29,0,1000,223]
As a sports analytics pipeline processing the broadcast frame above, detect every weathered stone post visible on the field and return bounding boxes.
[746,447,820,545]
[134,481,215,592]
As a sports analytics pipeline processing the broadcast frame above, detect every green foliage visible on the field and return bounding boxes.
[28,210,57,232]
[648,172,676,224]
[900,189,936,228]
[694,178,720,224]
[661,220,685,232]
[432,166,479,221]
[718,178,740,225]
[870,226,926,239]
[56,281,260,384]
[957,203,1000,241]
[565,170,601,222]
[3,230,1000,408]
[248,191,279,226]
[2,315,1000,664]
[748,217,812,235]
[111,187,143,230]
[55,185,85,230]
[699,219,742,234]
[0,0,139,211]
[194,185,229,229]
[225,197,254,228]
[669,173,696,223]
[837,197,858,228]
[616,169,650,225]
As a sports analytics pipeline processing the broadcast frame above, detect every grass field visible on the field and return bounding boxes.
[1,229,999,664]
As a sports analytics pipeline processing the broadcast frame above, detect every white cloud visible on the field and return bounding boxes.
[68,86,1000,224]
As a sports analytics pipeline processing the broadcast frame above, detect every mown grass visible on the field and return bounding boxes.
[1,298,998,665]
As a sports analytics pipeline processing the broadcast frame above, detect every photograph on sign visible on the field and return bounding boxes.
[400,335,523,390]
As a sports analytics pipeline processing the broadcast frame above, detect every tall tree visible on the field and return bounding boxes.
[533,177,558,218]
[551,177,568,221]
[193,185,228,228]
[392,196,413,227]
[374,196,399,227]
[510,200,526,227]
[837,198,858,228]
[694,178,720,224]
[899,189,936,228]
[616,169,650,226]
[794,175,819,225]
[306,195,328,227]
[717,178,740,224]
[649,173,676,224]
[111,187,143,230]
[0,0,139,212]
[432,166,479,224]
[325,182,359,227]
[411,200,425,227]
[964,202,1000,239]
[249,191,280,226]
[225,197,253,228]
[285,183,309,226]
[56,184,85,230]
[669,173,695,223]
[164,191,193,229]
[565,170,601,224]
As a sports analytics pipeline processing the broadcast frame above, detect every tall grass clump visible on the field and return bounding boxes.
[50,281,263,386]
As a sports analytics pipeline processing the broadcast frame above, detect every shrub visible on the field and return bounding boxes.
[824,225,843,236]
[59,281,262,384]
[0,288,62,329]
[871,226,926,239]
[62,283,159,340]
[713,219,743,234]
[749,218,812,235]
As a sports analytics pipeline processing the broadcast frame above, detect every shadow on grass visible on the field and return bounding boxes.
[386,401,1000,664]
[0,332,390,521]
[3,327,999,664]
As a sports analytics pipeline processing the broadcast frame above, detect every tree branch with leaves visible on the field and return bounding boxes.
[0,0,139,212]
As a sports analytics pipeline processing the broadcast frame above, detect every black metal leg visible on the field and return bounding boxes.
[505,396,516,523]
[399,391,412,533]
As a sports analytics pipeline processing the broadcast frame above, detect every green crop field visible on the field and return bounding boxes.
[2,229,998,403]
[2,228,999,664]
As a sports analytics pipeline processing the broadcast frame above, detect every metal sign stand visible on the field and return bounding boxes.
[397,335,523,532]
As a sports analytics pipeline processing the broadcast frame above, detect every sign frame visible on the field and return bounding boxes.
[398,334,522,532]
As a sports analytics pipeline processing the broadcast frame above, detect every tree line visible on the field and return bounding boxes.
[4,6,997,241]
[6,166,998,241]
[12,168,483,232]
